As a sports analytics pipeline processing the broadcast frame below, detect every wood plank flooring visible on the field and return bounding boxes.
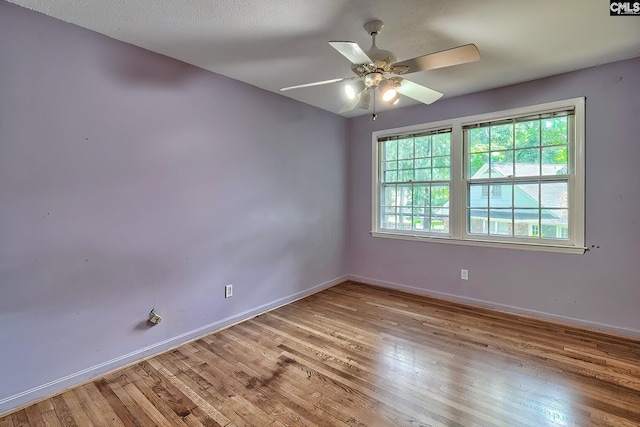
[2,281,640,426]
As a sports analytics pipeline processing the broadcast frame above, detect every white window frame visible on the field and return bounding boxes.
[371,97,586,254]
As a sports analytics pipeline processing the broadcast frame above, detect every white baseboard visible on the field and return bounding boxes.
[348,274,640,339]
[0,275,347,416]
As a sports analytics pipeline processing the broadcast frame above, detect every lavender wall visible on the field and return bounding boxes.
[0,2,347,413]
[348,57,640,337]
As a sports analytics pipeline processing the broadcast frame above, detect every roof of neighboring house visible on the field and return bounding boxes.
[436,162,568,223]
[489,163,568,211]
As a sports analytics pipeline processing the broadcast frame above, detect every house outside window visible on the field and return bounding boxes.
[372,98,585,254]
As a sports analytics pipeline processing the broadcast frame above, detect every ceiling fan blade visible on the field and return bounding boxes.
[280,77,347,92]
[395,44,480,73]
[329,41,373,65]
[397,79,443,105]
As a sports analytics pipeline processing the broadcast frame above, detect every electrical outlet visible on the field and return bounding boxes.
[225,284,233,298]
[461,269,469,280]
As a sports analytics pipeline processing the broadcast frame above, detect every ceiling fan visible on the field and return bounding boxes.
[281,20,480,119]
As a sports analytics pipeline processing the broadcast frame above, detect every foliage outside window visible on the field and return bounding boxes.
[372,98,585,254]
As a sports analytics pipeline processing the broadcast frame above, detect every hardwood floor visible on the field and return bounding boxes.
[2,281,640,426]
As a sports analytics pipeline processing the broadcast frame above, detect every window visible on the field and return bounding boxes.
[372,98,585,254]
[378,129,451,233]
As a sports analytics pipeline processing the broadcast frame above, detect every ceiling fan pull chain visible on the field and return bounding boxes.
[372,91,377,121]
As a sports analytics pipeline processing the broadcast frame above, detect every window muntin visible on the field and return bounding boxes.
[372,98,585,253]
[378,130,451,234]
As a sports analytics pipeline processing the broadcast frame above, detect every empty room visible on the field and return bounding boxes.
[1,0,639,425]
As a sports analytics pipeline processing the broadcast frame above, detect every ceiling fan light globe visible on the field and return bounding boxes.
[382,88,397,102]
[345,85,356,100]
[357,90,371,110]
[345,80,365,100]
[378,79,397,102]
[388,92,400,105]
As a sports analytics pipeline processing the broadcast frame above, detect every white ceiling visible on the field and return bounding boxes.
[8,0,640,117]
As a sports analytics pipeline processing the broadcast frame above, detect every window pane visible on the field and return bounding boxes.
[415,168,431,181]
[489,209,512,236]
[397,214,412,230]
[398,185,412,208]
[398,138,414,159]
[515,149,540,176]
[541,117,568,146]
[514,182,540,208]
[468,183,488,208]
[381,202,397,230]
[431,208,449,233]
[432,156,450,181]
[541,209,568,239]
[383,161,398,171]
[497,220,511,235]
[413,185,430,208]
[384,170,398,182]
[433,167,450,181]
[382,185,397,206]
[490,124,513,151]
[542,146,568,172]
[468,209,488,235]
[469,153,489,178]
[383,140,397,161]
[515,120,540,148]
[541,224,558,238]
[431,185,449,209]
[490,150,514,178]
[381,214,396,229]
[415,136,431,158]
[541,181,568,208]
[432,133,451,156]
[490,183,513,207]
[400,170,414,181]
[514,210,539,237]
[469,128,489,153]
[413,208,428,230]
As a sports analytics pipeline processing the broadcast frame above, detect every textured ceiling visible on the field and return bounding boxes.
[7,0,640,117]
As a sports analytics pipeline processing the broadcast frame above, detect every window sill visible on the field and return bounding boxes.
[370,231,587,255]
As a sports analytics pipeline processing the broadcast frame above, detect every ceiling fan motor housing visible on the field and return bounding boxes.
[364,19,384,36]
[364,20,396,70]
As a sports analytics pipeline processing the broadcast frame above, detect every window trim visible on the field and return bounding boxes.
[371,97,586,254]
